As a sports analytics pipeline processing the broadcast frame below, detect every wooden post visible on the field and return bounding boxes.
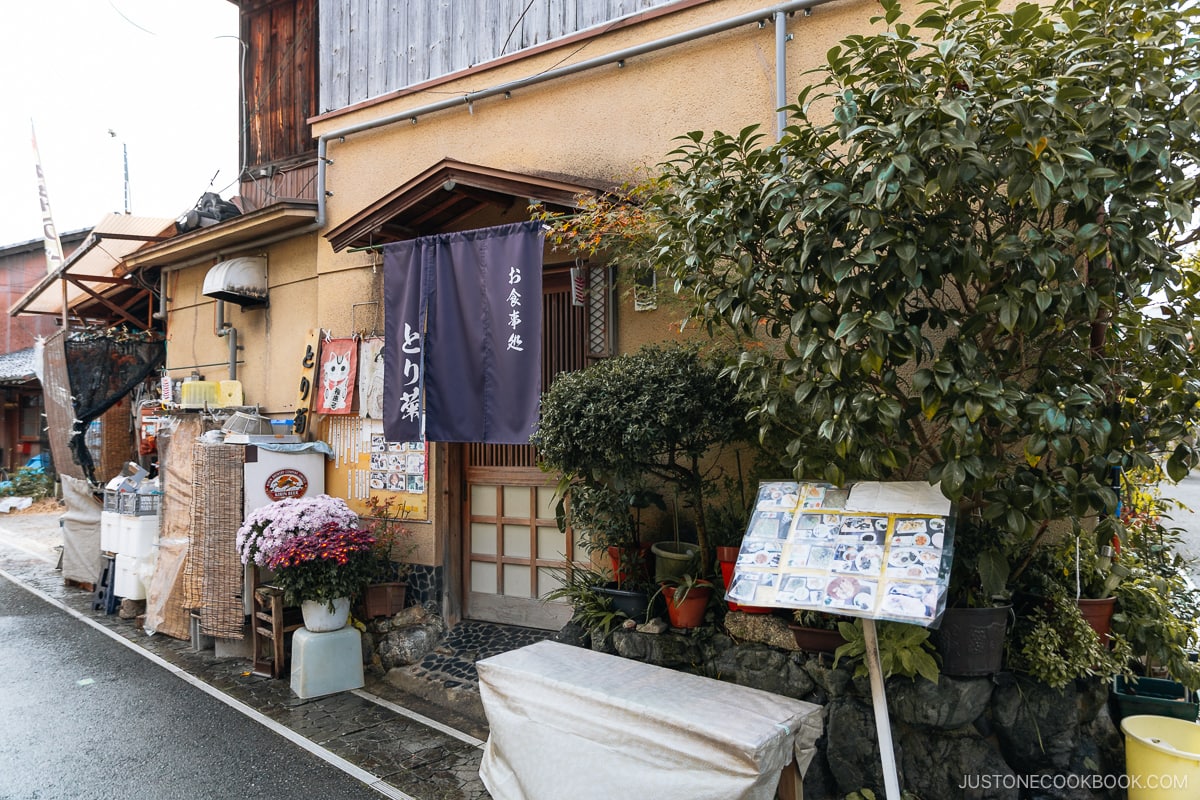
[863,618,902,800]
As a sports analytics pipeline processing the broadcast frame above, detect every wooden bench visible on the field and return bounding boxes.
[477,640,822,800]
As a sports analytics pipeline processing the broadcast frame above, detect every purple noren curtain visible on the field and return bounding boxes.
[383,221,544,445]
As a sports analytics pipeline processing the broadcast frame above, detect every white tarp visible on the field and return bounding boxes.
[60,474,101,585]
[477,640,823,800]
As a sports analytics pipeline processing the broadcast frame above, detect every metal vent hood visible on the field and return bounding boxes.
[202,256,268,307]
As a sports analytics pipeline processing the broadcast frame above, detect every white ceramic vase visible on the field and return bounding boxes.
[300,597,350,632]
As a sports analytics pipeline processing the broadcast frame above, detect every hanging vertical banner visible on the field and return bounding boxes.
[383,221,544,445]
[315,336,359,414]
[383,238,428,443]
[30,121,65,276]
[358,336,386,419]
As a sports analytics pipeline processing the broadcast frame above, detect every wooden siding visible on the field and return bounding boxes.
[242,0,319,168]
[320,0,674,113]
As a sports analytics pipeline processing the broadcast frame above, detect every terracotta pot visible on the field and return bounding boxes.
[607,544,651,583]
[300,597,350,632]
[1078,596,1117,645]
[363,581,406,618]
[717,554,772,614]
[788,623,848,654]
[662,583,713,629]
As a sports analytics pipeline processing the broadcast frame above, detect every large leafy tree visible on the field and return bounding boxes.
[649,0,1200,598]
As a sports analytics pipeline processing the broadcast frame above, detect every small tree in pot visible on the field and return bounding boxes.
[533,342,751,577]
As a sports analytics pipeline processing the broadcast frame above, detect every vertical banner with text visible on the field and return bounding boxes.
[383,221,544,444]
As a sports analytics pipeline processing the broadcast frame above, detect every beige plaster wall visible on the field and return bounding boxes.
[313,0,874,238]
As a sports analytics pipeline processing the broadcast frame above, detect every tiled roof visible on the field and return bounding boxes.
[0,347,38,384]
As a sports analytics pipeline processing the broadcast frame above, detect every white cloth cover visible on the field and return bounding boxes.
[59,474,102,584]
[478,641,823,800]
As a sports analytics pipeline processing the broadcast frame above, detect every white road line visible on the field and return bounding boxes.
[352,689,486,748]
[0,565,418,800]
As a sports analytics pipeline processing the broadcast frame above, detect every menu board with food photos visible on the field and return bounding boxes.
[725,480,955,626]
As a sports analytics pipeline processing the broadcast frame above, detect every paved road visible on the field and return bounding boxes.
[0,575,378,800]
[1157,472,1200,587]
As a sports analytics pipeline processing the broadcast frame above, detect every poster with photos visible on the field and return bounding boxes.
[368,433,427,505]
[726,480,955,627]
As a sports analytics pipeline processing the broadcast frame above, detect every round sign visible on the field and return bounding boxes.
[264,468,309,501]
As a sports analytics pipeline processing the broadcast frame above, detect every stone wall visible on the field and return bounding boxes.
[555,612,1125,800]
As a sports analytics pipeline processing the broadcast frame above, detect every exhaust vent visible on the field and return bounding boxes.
[202,257,268,307]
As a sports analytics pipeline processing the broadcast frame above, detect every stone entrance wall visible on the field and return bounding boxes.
[555,613,1125,800]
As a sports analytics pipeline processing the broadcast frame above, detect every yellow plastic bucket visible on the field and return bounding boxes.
[1121,715,1200,799]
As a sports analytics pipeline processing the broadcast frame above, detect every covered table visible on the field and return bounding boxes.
[478,640,823,800]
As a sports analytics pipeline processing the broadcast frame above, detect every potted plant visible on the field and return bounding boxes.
[543,565,641,639]
[657,573,714,629]
[834,619,941,685]
[358,495,415,618]
[236,494,361,571]
[264,521,377,632]
[533,343,752,579]
[789,609,851,654]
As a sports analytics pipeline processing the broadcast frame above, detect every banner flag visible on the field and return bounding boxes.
[383,221,544,445]
[382,238,428,443]
[30,120,65,276]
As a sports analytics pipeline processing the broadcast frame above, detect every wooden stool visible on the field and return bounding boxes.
[250,583,303,678]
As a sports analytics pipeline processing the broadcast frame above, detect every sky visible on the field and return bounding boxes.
[0,1,241,249]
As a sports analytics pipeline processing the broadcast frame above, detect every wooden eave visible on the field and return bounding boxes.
[325,159,601,252]
[121,200,319,270]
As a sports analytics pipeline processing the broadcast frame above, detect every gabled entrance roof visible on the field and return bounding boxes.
[325,159,601,252]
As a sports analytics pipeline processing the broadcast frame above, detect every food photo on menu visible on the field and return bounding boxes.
[736,539,783,568]
[822,575,878,612]
[747,510,793,540]
[756,482,802,510]
[778,574,828,605]
[831,543,884,575]
[880,581,942,620]
[886,547,942,580]
[726,571,778,604]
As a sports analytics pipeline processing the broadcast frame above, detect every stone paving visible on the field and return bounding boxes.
[0,512,549,800]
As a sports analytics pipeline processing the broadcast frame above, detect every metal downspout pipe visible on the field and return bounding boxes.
[214,299,238,380]
[776,10,790,143]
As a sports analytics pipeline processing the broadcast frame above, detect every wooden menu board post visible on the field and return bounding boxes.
[863,618,902,800]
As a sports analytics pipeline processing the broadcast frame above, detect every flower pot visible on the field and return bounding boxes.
[788,623,848,654]
[300,597,351,632]
[1078,596,1117,645]
[934,605,1010,677]
[363,582,406,618]
[593,582,653,622]
[662,583,712,629]
[717,549,772,614]
[651,541,700,584]
[607,544,651,583]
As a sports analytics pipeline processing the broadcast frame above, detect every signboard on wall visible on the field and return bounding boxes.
[726,481,955,626]
[321,416,429,520]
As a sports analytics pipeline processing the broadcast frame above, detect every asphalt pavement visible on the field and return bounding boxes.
[0,576,378,800]
[0,512,492,800]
